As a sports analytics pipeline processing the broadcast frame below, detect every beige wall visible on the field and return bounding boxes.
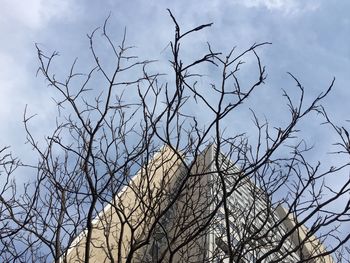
[64,146,186,262]
[276,205,334,263]
[63,145,335,263]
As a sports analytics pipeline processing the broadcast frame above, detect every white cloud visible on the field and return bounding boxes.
[0,0,77,30]
[235,0,319,15]
[0,0,75,152]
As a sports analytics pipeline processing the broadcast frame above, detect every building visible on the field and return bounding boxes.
[64,145,334,262]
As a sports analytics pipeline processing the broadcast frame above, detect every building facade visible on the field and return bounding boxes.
[64,145,334,262]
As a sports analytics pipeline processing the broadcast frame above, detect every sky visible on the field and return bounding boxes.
[0,0,349,169]
[0,0,350,255]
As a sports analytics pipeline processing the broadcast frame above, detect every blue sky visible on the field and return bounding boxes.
[0,0,350,254]
[0,0,349,165]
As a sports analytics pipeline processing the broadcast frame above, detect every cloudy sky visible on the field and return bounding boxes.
[0,0,349,254]
[0,0,349,165]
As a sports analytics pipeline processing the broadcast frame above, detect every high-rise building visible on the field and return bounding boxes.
[64,145,334,262]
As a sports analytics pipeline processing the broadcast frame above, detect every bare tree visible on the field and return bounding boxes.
[0,10,349,263]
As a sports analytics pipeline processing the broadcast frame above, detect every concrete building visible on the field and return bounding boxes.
[64,145,334,262]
